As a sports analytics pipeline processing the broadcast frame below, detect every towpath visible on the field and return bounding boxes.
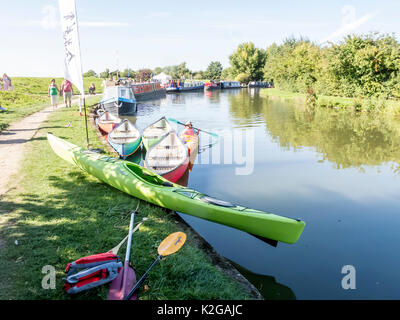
[0,99,80,196]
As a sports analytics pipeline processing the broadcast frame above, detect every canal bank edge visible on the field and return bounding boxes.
[89,107,264,300]
[260,88,400,113]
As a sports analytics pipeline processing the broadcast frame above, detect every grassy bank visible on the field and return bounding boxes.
[0,102,253,300]
[261,88,400,114]
[0,77,103,132]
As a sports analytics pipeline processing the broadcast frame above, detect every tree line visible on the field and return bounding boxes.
[87,32,400,99]
[86,61,224,83]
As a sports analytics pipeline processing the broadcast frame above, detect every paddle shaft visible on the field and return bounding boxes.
[121,212,135,297]
[124,255,162,300]
[169,118,218,137]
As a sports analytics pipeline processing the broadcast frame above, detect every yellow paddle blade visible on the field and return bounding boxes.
[158,232,187,256]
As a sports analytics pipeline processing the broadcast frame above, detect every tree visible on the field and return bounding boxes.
[99,68,110,79]
[235,73,251,84]
[163,62,191,79]
[193,71,206,80]
[83,69,97,77]
[229,42,266,81]
[221,68,233,80]
[135,69,152,82]
[122,68,135,78]
[205,61,223,80]
[153,67,163,75]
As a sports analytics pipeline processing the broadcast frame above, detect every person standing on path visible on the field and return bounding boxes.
[48,79,60,109]
[61,79,73,108]
[2,74,11,91]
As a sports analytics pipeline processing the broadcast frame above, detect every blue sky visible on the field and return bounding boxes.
[0,0,398,77]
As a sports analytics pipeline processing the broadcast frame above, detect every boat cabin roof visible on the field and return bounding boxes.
[103,86,135,101]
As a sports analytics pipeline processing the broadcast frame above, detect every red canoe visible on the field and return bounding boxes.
[144,131,189,183]
[97,112,121,134]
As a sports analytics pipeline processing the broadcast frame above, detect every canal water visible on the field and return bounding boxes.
[126,88,400,299]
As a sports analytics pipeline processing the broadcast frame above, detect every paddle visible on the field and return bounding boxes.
[108,211,137,300]
[108,217,149,255]
[124,232,187,300]
[168,118,219,138]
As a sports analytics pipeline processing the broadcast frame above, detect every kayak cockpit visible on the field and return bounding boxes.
[124,162,173,187]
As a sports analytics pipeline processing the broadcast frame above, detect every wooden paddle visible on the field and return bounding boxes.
[124,232,187,300]
[168,118,219,138]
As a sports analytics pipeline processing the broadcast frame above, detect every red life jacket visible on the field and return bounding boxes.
[63,252,122,294]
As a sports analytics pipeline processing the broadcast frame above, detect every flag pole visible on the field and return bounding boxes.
[72,0,89,148]
[83,96,89,147]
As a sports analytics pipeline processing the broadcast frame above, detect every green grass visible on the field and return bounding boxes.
[0,77,104,132]
[261,88,400,114]
[0,103,253,300]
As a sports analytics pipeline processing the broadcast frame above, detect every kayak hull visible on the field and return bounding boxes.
[47,134,306,244]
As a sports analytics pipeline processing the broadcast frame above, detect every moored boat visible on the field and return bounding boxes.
[100,85,137,115]
[96,111,121,134]
[144,131,189,183]
[204,81,221,91]
[47,133,306,244]
[142,117,174,151]
[166,81,204,93]
[248,81,274,88]
[108,119,142,159]
[220,81,241,89]
[131,82,166,101]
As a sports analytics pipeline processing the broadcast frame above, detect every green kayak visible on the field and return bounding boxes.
[47,133,305,244]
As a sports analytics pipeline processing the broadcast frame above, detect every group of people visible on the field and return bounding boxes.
[48,79,74,109]
[48,79,96,109]
[0,73,12,91]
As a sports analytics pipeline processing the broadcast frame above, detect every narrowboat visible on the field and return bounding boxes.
[248,81,274,88]
[220,81,241,89]
[166,81,204,93]
[204,81,221,91]
[99,85,137,115]
[131,82,166,101]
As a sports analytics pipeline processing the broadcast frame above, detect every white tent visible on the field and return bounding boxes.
[153,72,172,82]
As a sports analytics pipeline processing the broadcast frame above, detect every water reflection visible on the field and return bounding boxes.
[229,90,400,171]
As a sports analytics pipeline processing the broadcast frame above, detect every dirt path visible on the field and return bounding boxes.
[0,100,80,196]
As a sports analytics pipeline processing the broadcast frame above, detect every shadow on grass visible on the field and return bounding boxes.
[0,170,146,300]
[0,136,47,145]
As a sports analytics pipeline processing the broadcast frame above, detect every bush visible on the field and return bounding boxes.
[235,73,251,84]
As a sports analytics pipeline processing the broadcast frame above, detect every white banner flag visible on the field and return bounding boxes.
[59,0,84,96]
